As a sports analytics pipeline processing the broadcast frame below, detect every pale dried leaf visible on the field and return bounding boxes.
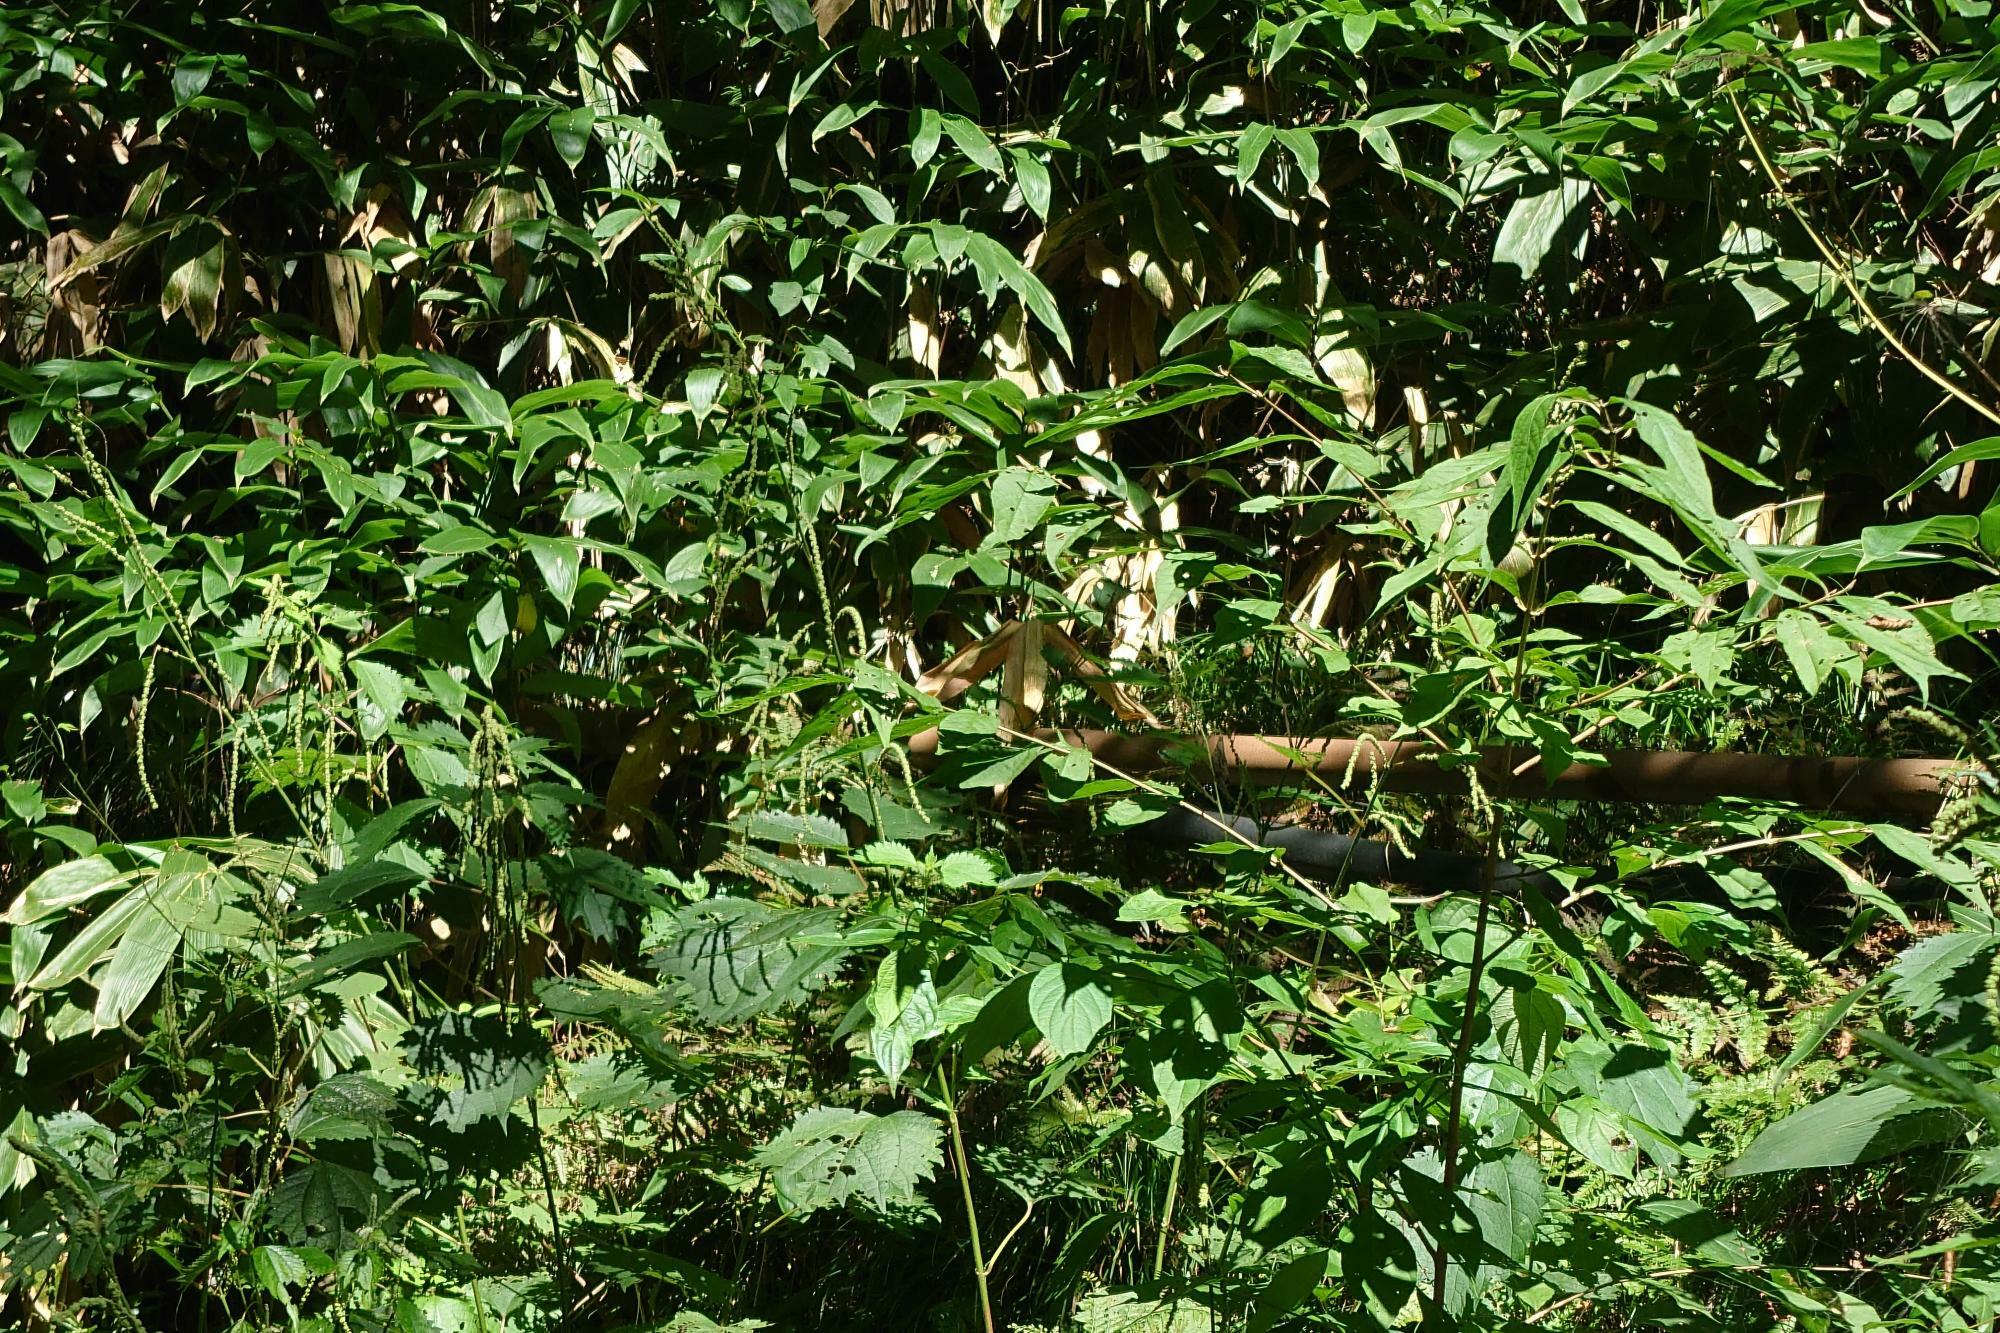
[999,619,1048,733]
[908,279,942,374]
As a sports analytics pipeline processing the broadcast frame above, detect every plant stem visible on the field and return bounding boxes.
[942,1062,997,1333]
[1728,86,2000,430]
[1151,1148,1183,1280]
[1429,830,1499,1319]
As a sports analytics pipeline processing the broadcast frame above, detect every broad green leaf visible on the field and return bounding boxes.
[408,1011,548,1132]
[1492,176,1587,284]
[549,106,595,169]
[655,898,849,1023]
[1770,609,1847,697]
[1566,1038,1695,1163]
[987,466,1056,546]
[1722,1085,1953,1176]
[523,534,582,610]
[870,975,938,1087]
[5,855,130,925]
[1028,964,1112,1057]
[753,1107,943,1215]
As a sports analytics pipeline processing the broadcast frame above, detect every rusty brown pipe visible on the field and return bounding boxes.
[904,727,1967,819]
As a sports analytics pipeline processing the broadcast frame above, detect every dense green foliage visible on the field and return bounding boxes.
[3,0,2000,1329]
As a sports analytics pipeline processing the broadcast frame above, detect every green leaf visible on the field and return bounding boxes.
[0,178,48,235]
[1884,930,1999,1018]
[1334,1209,1418,1327]
[1491,983,1564,1080]
[160,220,229,340]
[870,974,938,1087]
[1406,1148,1544,1315]
[752,1107,943,1215]
[1631,1199,1763,1267]
[89,886,190,1029]
[1008,147,1051,219]
[987,466,1057,546]
[1566,1039,1695,1163]
[4,855,131,925]
[736,809,849,849]
[420,523,499,556]
[942,116,1004,175]
[523,534,582,610]
[1770,609,1847,697]
[408,1011,548,1133]
[294,860,427,916]
[30,853,230,995]
[938,848,1007,888]
[654,898,849,1023]
[766,0,815,33]
[1722,1085,1953,1176]
[1237,124,1275,184]
[280,933,421,997]
[962,234,1071,355]
[250,1245,311,1306]
[549,106,595,169]
[1492,176,1587,284]
[349,659,413,741]
[1028,964,1112,1057]
[1825,598,1960,698]
[1250,1249,1329,1332]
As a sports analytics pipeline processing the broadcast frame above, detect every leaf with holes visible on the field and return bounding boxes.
[753,1107,943,1216]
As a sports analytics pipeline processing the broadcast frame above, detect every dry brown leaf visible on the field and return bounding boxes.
[42,230,100,357]
[321,252,379,355]
[814,0,859,37]
[917,621,1018,703]
[1044,623,1162,725]
[987,304,1040,398]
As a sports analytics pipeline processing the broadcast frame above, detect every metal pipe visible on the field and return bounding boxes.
[906,726,1962,819]
[1153,808,1562,895]
[1152,807,1941,908]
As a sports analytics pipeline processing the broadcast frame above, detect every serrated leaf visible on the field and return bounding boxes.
[753,1107,943,1215]
[735,809,849,849]
[654,897,849,1023]
[349,659,413,741]
[938,848,1007,888]
[1565,1039,1695,1164]
[408,1011,548,1133]
[859,840,921,870]
[1883,930,1999,1018]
